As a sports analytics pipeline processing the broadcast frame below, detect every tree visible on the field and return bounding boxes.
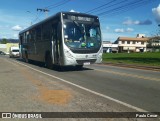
[0,38,9,44]
[148,25,160,52]
[148,35,160,52]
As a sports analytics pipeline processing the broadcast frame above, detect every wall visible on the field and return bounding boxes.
[0,44,7,53]
[0,43,19,54]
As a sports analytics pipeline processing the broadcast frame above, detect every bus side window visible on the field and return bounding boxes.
[24,33,27,43]
[52,23,57,41]
[43,22,51,41]
[30,29,36,42]
[26,33,30,42]
[36,26,42,41]
[20,35,23,44]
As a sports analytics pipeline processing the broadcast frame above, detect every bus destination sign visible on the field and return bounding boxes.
[68,15,95,22]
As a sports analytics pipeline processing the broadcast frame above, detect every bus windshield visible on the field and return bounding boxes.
[63,21,101,49]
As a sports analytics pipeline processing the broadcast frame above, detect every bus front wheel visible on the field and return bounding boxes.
[75,65,83,70]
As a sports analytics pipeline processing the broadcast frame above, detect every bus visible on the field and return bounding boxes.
[19,12,103,69]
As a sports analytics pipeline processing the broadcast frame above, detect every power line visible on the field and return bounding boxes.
[99,1,152,22]
[37,8,49,18]
[34,0,72,21]
[27,11,41,25]
[99,0,153,17]
[87,0,127,14]
[86,0,116,14]
[37,8,49,12]
[97,0,153,16]
[45,0,72,10]
[85,0,155,19]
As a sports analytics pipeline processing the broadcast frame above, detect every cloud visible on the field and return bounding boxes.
[115,28,134,33]
[123,20,137,25]
[70,9,79,13]
[70,9,75,12]
[12,25,23,31]
[152,4,160,24]
[138,19,152,25]
[126,28,134,32]
[114,28,124,33]
[123,19,152,25]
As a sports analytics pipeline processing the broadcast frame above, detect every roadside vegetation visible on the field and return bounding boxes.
[102,52,160,66]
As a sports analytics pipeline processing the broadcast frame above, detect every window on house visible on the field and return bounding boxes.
[122,41,125,44]
[132,41,135,44]
[127,41,130,44]
[141,42,144,45]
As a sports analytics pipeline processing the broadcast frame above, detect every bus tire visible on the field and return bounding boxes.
[25,51,28,63]
[45,54,53,69]
[75,65,83,70]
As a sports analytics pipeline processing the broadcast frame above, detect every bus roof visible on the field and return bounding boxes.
[19,11,99,35]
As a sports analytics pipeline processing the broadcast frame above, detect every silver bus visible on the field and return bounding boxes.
[19,12,103,69]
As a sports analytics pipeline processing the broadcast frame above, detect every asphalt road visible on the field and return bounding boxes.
[0,55,160,121]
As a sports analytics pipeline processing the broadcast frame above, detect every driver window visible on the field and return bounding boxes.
[90,28,96,37]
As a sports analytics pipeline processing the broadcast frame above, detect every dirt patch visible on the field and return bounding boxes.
[39,87,72,105]
[19,67,72,105]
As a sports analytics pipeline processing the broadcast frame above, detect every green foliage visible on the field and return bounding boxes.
[0,38,9,44]
[103,52,160,66]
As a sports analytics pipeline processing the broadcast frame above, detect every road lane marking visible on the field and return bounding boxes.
[95,64,160,72]
[94,69,160,82]
[12,60,147,112]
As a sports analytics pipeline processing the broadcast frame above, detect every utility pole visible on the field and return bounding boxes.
[37,8,49,18]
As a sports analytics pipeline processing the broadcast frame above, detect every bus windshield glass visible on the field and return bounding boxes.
[63,21,101,49]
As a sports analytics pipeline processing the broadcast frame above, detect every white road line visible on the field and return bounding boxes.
[12,60,147,112]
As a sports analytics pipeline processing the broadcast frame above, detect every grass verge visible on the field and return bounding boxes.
[102,52,160,66]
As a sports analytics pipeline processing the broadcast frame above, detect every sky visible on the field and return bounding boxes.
[0,0,160,42]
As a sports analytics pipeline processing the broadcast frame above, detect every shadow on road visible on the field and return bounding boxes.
[16,58,93,72]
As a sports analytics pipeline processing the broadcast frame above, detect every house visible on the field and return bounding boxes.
[147,36,160,52]
[115,36,149,53]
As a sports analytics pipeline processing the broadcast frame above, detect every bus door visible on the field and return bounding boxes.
[29,29,36,59]
[51,23,59,64]
[19,35,23,58]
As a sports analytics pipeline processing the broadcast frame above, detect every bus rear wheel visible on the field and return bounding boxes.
[25,52,28,63]
[45,54,53,69]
